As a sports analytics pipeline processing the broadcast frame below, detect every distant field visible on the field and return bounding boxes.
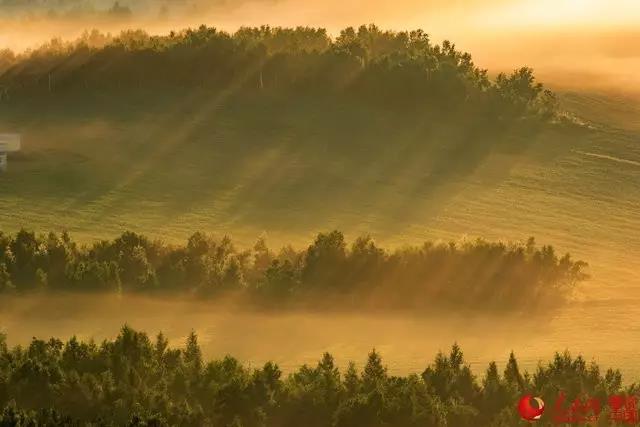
[559,90,640,131]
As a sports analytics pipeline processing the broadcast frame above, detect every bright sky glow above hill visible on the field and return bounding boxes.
[471,0,640,29]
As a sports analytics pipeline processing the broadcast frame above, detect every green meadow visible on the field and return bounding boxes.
[1,92,638,297]
[2,90,640,378]
[1,26,640,380]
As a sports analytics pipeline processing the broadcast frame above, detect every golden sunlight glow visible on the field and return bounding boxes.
[475,0,640,29]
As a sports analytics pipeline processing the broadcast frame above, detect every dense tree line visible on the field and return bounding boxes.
[0,325,633,426]
[0,25,557,124]
[0,229,586,311]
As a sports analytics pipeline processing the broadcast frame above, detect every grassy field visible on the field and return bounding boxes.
[1,93,638,293]
[1,90,640,378]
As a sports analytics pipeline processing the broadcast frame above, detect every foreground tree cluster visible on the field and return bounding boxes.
[0,229,586,310]
[0,325,633,426]
[0,25,556,124]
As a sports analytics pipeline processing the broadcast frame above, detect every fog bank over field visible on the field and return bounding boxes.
[2,294,640,381]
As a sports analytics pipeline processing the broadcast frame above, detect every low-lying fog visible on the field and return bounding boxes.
[2,294,640,381]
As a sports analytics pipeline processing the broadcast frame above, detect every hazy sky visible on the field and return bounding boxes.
[2,0,639,34]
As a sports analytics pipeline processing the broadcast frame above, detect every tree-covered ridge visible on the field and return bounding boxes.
[0,25,556,122]
[0,325,633,426]
[0,230,587,311]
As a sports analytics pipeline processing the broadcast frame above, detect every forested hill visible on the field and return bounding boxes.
[0,25,589,271]
[0,25,556,124]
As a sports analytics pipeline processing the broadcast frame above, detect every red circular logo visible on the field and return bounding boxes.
[518,394,545,421]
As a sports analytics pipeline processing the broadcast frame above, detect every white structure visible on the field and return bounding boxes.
[0,134,21,172]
